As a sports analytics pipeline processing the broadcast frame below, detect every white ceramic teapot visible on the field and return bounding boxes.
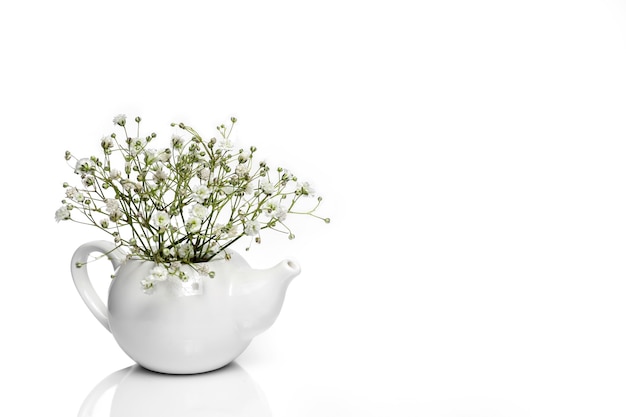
[71,240,300,374]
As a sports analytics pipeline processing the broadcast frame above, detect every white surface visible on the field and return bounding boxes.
[2,0,626,415]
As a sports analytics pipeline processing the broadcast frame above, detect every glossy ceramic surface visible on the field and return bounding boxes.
[71,240,300,374]
[79,363,271,417]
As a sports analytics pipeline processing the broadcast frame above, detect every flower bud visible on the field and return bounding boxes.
[64,151,71,161]
[230,117,237,123]
[135,116,141,123]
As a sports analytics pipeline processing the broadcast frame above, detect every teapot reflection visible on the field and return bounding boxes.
[79,362,272,417]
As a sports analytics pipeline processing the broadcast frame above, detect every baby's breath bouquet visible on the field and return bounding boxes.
[57,115,327,285]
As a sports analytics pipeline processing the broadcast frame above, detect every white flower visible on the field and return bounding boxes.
[55,206,70,222]
[74,158,94,175]
[221,185,234,195]
[199,167,212,180]
[282,169,294,181]
[177,244,194,259]
[193,184,211,202]
[191,204,208,219]
[140,279,154,293]
[218,138,233,149]
[152,168,168,183]
[101,135,114,150]
[144,148,170,165]
[156,148,170,162]
[65,186,78,199]
[238,152,250,163]
[297,181,315,196]
[244,219,261,236]
[171,134,184,149]
[216,223,239,239]
[235,164,249,177]
[263,201,287,221]
[109,169,121,180]
[82,175,95,188]
[213,223,225,238]
[208,242,221,254]
[186,216,202,233]
[151,210,170,228]
[121,180,140,192]
[109,209,124,222]
[227,224,240,238]
[100,218,110,228]
[105,198,120,213]
[113,114,126,126]
[263,200,277,212]
[144,149,158,165]
[196,264,212,276]
[274,207,287,221]
[149,265,168,282]
[130,137,146,156]
[260,181,274,195]
[155,149,167,162]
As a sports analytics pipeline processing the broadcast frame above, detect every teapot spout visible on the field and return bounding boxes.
[275,258,301,282]
[233,258,301,340]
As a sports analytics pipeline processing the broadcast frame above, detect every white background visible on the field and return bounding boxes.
[2,0,626,415]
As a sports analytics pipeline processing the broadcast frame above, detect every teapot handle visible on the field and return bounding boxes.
[71,241,124,332]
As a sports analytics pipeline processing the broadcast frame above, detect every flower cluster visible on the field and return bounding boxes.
[57,115,328,287]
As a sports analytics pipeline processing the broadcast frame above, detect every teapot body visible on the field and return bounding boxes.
[108,259,250,374]
[71,241,300,374]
